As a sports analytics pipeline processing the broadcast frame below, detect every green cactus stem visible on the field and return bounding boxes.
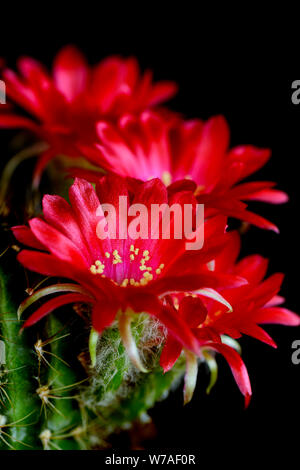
[0,258,40,449]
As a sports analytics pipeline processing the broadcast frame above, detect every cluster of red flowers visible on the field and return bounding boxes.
[1,46,298,406]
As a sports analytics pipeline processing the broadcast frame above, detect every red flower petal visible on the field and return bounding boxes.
[250,273,284,308]
[147,81,178,107]
[68,178,103,261]
[243,188,289,204]
[149,272,247,296]
[189,116,230,191]
[214,231,241,272]
[42,193,91,261]
[12,225,46,250]
[179,296,207,328]
[22,293,93,328]
[91,299,120,335]
[253,307,300,326]
[229,181,288,204]
[159,334,182,372]
[17,250,82,279]
[235,255,269,285]
[53,45,89,102]
[227,146,271,184]
[207,342,252,407]
[0,113,40,133]
[29,218,87,267]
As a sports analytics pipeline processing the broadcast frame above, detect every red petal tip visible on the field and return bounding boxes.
[244,393,252,409]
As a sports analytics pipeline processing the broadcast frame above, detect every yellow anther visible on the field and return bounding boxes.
[144,255,150,261]
[143,272,153,280]
[130,278,136,285]
[134,248,139,255]
[112,249,122,265]
[130,245,135,252]
[143,250,149,257]
[139,265,147,271]
[156,268,161,275]
[140,258,146,265]
[162,171,172,186]
[130,254,135,261]
[105,252,110,258]
[121,279,129,287]
[90,265,97,275]
[159,264,165,269]
[90,260,105,274]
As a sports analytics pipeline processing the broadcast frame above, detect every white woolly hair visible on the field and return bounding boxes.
[80,314,166,413]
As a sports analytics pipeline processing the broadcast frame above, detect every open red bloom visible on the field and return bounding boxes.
[12,175,245,366]
[201,231,300,346]
[77,110,287,232]
[159,295,252,407]
[160,231,299,405]
[0,47,177,186]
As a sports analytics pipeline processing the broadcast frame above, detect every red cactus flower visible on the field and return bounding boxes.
[159,295,252,407]
[0,47,177,186]
[201,231,300,346]
[77,110,288,232]
[12,174,245,370]
[160,231,299,406]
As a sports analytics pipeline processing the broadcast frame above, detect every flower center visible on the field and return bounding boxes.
[89,245,165,287]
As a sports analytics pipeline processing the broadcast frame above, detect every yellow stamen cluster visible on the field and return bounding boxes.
[88,246,166,288]
[129,244,139,261]
[138,250,152,285]
[155,264,165,275]
[119,247,166,288]
[90,260,105,275]
[112,249,122,265]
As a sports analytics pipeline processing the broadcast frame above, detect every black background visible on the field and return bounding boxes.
[0,16,299,459]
